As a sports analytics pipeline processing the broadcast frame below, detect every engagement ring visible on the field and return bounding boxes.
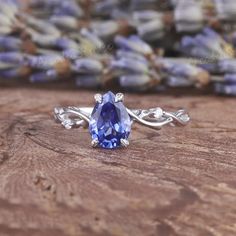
[54,91,190,149]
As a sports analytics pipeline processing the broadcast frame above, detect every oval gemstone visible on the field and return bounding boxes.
[89,91,131,149]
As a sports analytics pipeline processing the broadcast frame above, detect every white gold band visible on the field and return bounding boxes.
[54,106,190,130]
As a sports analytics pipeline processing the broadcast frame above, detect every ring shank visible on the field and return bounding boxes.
[54,106,190,130]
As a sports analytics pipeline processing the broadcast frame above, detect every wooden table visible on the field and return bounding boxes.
[0,87,235,236]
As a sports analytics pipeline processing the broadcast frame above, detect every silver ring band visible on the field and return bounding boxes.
[54,106,190,130]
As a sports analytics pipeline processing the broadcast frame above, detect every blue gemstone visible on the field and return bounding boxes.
[89,91,131,149]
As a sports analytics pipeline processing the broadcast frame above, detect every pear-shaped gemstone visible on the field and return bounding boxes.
[89,91,131,149]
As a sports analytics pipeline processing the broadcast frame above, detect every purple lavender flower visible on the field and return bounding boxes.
[76,75,101,88]
[174,0,204,32]
[50,16,78,30]
[54,38,79,50]
[29,0,61,8]
[30,69,58,83]
[72,58,103,74]
[181,36,212,59]
[133,10,162,22]
[118,68,160,90]
[136,19,164,41]
[181,28,235,61]
[27,55,64,70]
[155,58,210,87]
[0,36,21,50]
[91,21,119,39]
[218,59,236,73]
[198,63,220,74]
[215,0,236,21]
[132,10,164,41]
[119,74,151,89]
[110,57,149,75]
[214,83,236,95]
[0,52,25,64]
[20,13,60,37]
[115,35,153,55]
[54,1,84,17]
[116,50,148,64]
[80,28,104,51]
[156,58,195,77]
[224,74,236,83]
[94,0,120,16]
[166,76,194,87]
[0,67,23,78]
[63,49,81,60]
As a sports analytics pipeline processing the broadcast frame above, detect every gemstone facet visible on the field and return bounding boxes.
[89,91,131,149]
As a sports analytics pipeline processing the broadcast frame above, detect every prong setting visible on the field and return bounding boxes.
[91,139,99,148]
[94,93,102,103]
[120,139,129,147]
[115,93,124,103]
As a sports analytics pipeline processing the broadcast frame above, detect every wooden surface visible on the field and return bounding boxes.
[0,87,236,236]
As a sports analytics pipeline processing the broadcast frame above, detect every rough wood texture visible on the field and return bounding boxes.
[0,87,235,236]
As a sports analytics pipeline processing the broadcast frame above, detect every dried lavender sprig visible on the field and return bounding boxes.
[0,52,26,64]
[212,73,236,96]
[49,15,78,30]
[174,0,204,32]
[214,83,236,96]
[119,71,161,91]
[132,11,165,41]
[154,57,210,87]
[0,1,18,20]
[76,75,102,88]
[224,74,236,83]
[5,0,236,39]
[0,2,235,96]
[110,57,149,75]
[119,74,153,90]
[5,0,233,50]
[53,1,84,17]
[218,59,236,74]
[27,55,65,70]
[114,35,153,56]
[93,0,121,17]
[0,66,30,79]
[0,36,22,50]
[214,0,236,22]
[116,50,149,64]
[166,76,194,87]
[72,58,104,74]
[19,13,61,37]
[30,69,58,83]
[181,28,235,61]
[80,28,105,51]
[91,20,123,40]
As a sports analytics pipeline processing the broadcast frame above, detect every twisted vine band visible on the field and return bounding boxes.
[54,92,190,149]
[54,107,190,129]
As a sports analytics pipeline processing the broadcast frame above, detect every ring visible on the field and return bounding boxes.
[54,91,190,149]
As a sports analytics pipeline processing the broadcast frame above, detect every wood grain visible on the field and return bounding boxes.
[0,87,235,236]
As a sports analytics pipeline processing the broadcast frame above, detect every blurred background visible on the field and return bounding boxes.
[0,0,236,96]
